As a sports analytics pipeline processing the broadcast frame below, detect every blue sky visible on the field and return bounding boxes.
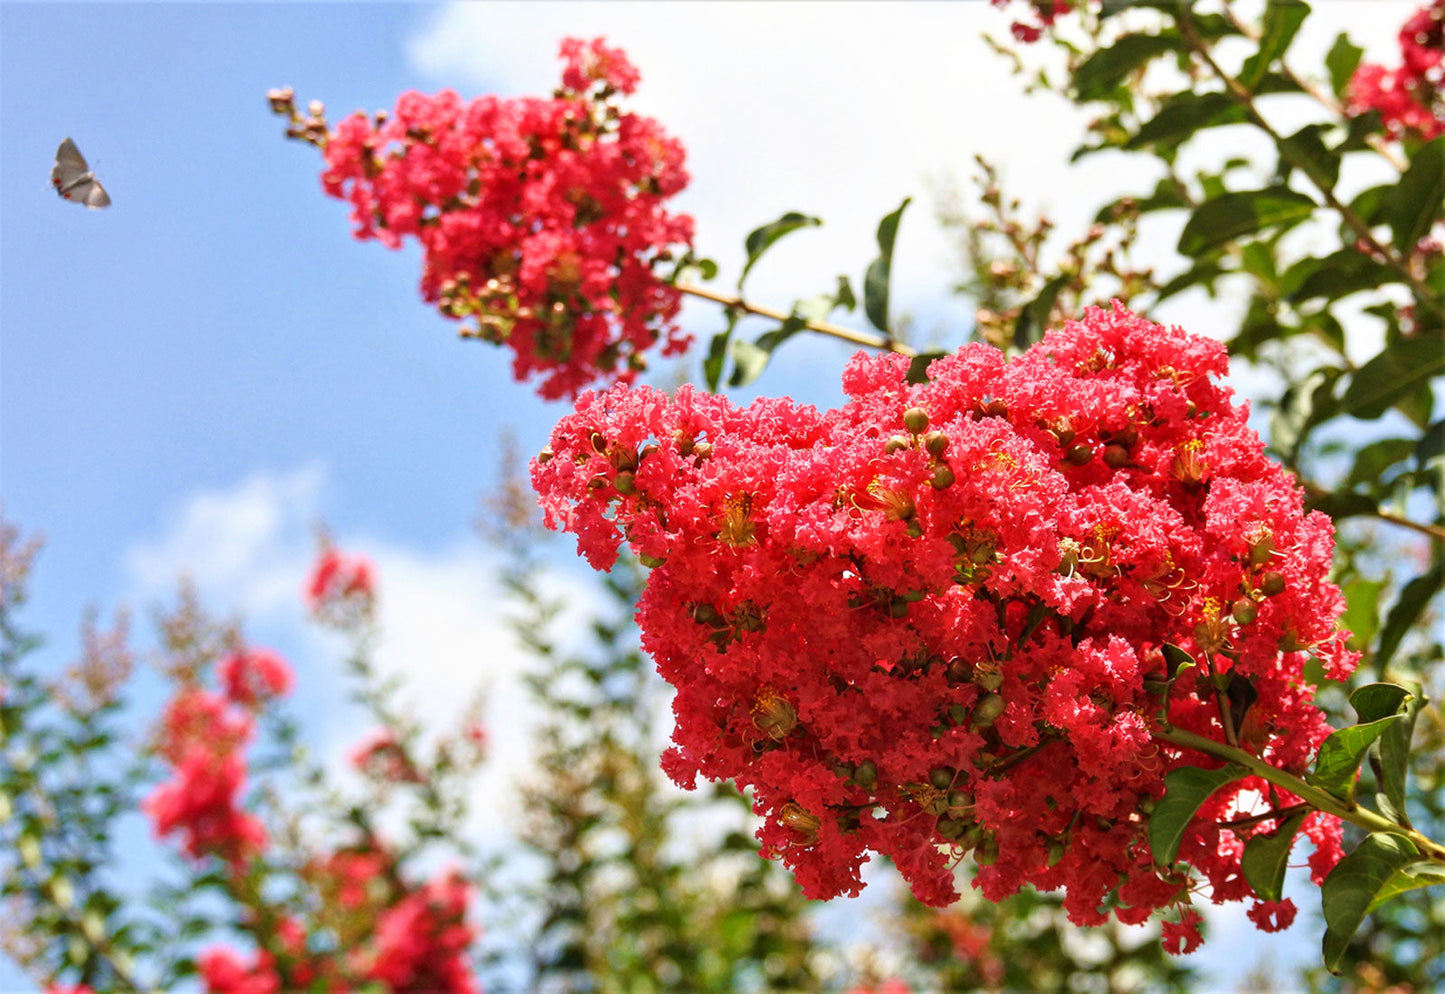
[0,2,1419,989]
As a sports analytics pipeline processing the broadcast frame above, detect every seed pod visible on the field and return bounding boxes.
[930,464,956,489]
[903,407,930,435]
[923,430,950,457]
[985,399,1008,419]
[1260,571,1286,596]
[1102,443,1130,469]
[971,692,1005,729]
[1065,444,1094,466]
[946,658,972,683]
[884,435,911,454]
[537,445,554,464]
[1231,598,1258,625]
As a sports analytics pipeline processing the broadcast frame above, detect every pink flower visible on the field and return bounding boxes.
[316,38,692,400]
[533,302,1356,950]
[1347,0,1445,141]
[349,728,423,783]
[219,649,293,707]
[307,546,376,622]
[364,870,479,993]
[1161,908,1204,955]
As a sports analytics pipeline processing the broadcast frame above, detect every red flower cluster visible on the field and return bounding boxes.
[144,685,270,866]
[1348,0,1445,141]
[198,849,480,994]
[219,649,293,708]
[989,0,1076,43]
[532,303,1356,944]
[315,37,693,400]
[307,545,376,625]
[350,728,423,783]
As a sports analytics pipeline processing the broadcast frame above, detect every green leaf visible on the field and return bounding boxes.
[863,198,911,334]
[1014,274,1069,349]
[1344,437,1417,491]
[728,314,808,388]
[1309,714,1406,802]
[906,351,950,386]
[1385,135,1445,253]
[703,310,743,392]
[740,212,822,289]
[1287,248,1398,304]
[1375,561,1445,673]
[1268,366,1341,461]
[1377,679,1424,825]
[1367,860,1445,913]
[1325,33,1364,98]
[1418,419,1445,471]
[1127,91,1244,150]
[1277,123,1341,191]
[1340,337,1445,420]
[1322,833,1420,973]
[1340,578,1388,653]
[1349,682,1411,724]
[1149,764,1248,866]
[1177,187,1316,256]
[1239,0,1309,90]
[1157,261,1225,303]
[1242,810,1308,902]
[1073,32,1183,101]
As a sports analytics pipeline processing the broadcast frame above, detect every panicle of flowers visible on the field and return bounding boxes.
[532,302,1357,949]
[307,543,377,627]
[144,680,274,867]
[1348,0,1445,141]
[275,37,694,400]
[350,728,424,783]
[219,648,294,708]
[989,0,1077,43]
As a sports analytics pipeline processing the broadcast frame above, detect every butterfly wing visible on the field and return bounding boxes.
[52,138,109,208]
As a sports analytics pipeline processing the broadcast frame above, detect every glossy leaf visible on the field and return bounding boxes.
[1239,0,1309,90]
[1386,136,1445,253]
[1149,764,1247,866]
[1325,33,1364,98]
[1287,249,1397,304]
[1177,187,1316,256]
[1322,833,1419,973]
[1309,714,1405,802]
[740,212,821,289]
[1378,680,1424,828]
[1242,810,1307,902]
[863,198,911,333]
[1366,860,1445,913]
[1340,337,1445,420]
[905,350,951,386]
[1073,33,1183,101]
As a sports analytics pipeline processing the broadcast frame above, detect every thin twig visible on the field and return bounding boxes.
[677,282,916,356]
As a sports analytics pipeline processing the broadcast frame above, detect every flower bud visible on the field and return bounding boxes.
[1260,571,1286,597]
[613,471,636,495]
[884,435,911,454]
[1065,444,1094,466]
[852,760,878,790]
[971,692,1005,729]
[903,407,930,435]
[937,816,967,840]
[1102,443,1130,469]
[923,431,950,457]
[929,766,955,790]
[929,464,956,489]
[1231,598,1258,625]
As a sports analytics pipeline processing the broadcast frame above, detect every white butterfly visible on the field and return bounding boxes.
[52,138,110,209]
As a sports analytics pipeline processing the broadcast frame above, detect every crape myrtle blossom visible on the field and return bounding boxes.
[1348,0,1445,141]
[532,302,1356,946]
[989,0,1077,43]
[303,37,694,400]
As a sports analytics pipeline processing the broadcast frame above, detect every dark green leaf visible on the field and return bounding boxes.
[1349,682,1411,724]
[1325,33,1364,98]
[1242,810,1308,902]
[1340,337,1445,420]
[1277,124,1341,191]
[1178,187,1316,256]
[905,351,950,386]
[1366,860,1445,913]
[1345,437,1418,490]
[1386,135,1445,253]
[1149,764,1248,865]
[703,310,742,392]
[1378,680,1424,824]
[1375,561,1445,673]
[1288,249,1398,304]
[1309,715,1405,801]
[740,212,822,289]
[1073,33,1183,101]
[1418,419,1445,470]
[1156,261,1225,303]
[1015,274,1070,348]
[1127,91,1244,150]
[864,198,911,334]
[729,315,808,388]
[1306,489,1380,521]
[1322,833,1420,973]
[1239,1,1309,90]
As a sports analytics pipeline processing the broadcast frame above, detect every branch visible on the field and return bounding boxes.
[1153,722,1445,863]
[1176,12,1442,318]
[678,282,916,356]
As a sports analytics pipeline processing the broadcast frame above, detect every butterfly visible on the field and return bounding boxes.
[52,138,110,209]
